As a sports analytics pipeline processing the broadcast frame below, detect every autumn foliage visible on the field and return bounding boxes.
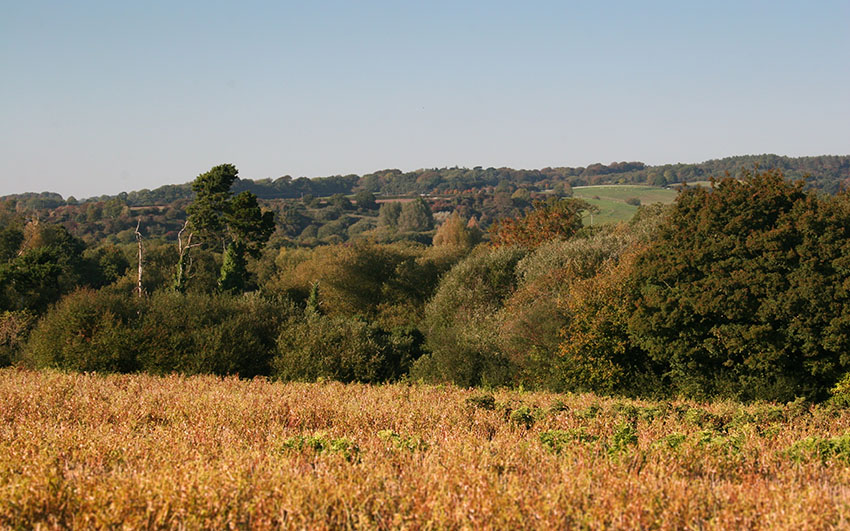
[491,198,588,248]
[2,369,850,528]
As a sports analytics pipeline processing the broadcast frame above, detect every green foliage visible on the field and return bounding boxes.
[187,164,239,242]
[137,291,288,377]
[786,432,850,463]
[397,198,434,233]
[20,290,141,372]
[412,246,527,387]
[828,373,850,407]
[377,202,402,230]
[628,169,850,401]
[539,429,598,454]
[226,191,275,258]
[354,190,378,211]
[608,422,639,454]
[218,242,249,293]
[329,193,352,211]
[508,405,538,428]
[187,164,275,293]
[21,290,290,377]
[269,241,458,328]
[465,393,496,410]
[274,313,419,383]
[280,432,360,462]
[658,433,687,450]
[0,224,91,313]
[377,429,429,452]
[0,226,24,262]
[682,407,724,430]
[81,245,130,288]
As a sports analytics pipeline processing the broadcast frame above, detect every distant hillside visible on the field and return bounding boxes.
[3,155,849,208]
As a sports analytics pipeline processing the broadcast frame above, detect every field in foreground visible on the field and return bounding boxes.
[2,370,850,529]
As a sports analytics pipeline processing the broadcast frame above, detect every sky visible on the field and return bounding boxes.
[2,1,848,199]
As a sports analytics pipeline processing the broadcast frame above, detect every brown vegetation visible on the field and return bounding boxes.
[2,369,850,528]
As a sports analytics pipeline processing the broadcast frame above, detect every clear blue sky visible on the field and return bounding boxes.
[2,1,848,198]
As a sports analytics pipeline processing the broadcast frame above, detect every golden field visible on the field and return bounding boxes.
[2,368,850,529]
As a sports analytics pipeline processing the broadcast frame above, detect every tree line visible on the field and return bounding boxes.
[4,165,850,402]
[4,155,849,209]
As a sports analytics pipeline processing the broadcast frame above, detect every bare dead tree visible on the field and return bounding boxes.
[174,220,201,292]
[134,218,144,298]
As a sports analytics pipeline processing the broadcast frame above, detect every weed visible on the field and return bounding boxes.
[608,422,638,454]
[377,429,429,452]
[466,393,496,410]
[509,405,538,428]
[539,428,598,454]
[577,403,601,419]
[281,431,360,462]
[786,432,850,463]
[656,432,687,450]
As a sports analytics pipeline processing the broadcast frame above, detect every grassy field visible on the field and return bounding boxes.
[572,185,679,225]
[3,369,850,528]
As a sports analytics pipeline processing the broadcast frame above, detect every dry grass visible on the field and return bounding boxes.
[2,368,850,529]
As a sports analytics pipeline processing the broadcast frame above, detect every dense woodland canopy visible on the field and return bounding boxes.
[3,157,850,403]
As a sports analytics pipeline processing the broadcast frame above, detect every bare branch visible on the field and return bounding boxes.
[134,218,144,298]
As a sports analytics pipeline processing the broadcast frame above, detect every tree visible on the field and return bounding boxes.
[0,226,23,262]
[329,193,352,211]
[0,223,88,312]
[412,246,527,387]
[354,190,378,211]
[397,198,433,232]
[186,164,275,293]
[377,202,402,230]
[491,198,589,248]
[628,169,850,400]
[432,211,480,248]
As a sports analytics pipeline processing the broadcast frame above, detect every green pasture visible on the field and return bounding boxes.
[572,185,679,225]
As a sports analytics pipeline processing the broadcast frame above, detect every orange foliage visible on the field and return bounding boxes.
[491,198,586,248]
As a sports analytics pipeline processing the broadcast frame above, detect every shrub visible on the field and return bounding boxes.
[280,432,360,462]
[21,289,292,377]
[608,422,639,454]
[412,247,526,387]
[787,432,850,463]
[377,429,429,452]
[509,405,538,428]
[465,393,496,410]
[137,291,291,377]
[20,289,141,372]
[539,429,598,454]
[274,314,417,383]
[0,310,36,367]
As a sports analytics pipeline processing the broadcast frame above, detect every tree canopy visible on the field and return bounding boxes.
[186,164,275,292]
[627,169,850,400]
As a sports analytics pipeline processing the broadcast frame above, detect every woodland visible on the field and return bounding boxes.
[3,155,850,403]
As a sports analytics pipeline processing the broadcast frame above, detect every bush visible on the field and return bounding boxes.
[0,310,36,366]
[412,246,526,387]
[21,290,141,372]
[21,289,293,377]
[274,314,419,383]
[137,291,292,377]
